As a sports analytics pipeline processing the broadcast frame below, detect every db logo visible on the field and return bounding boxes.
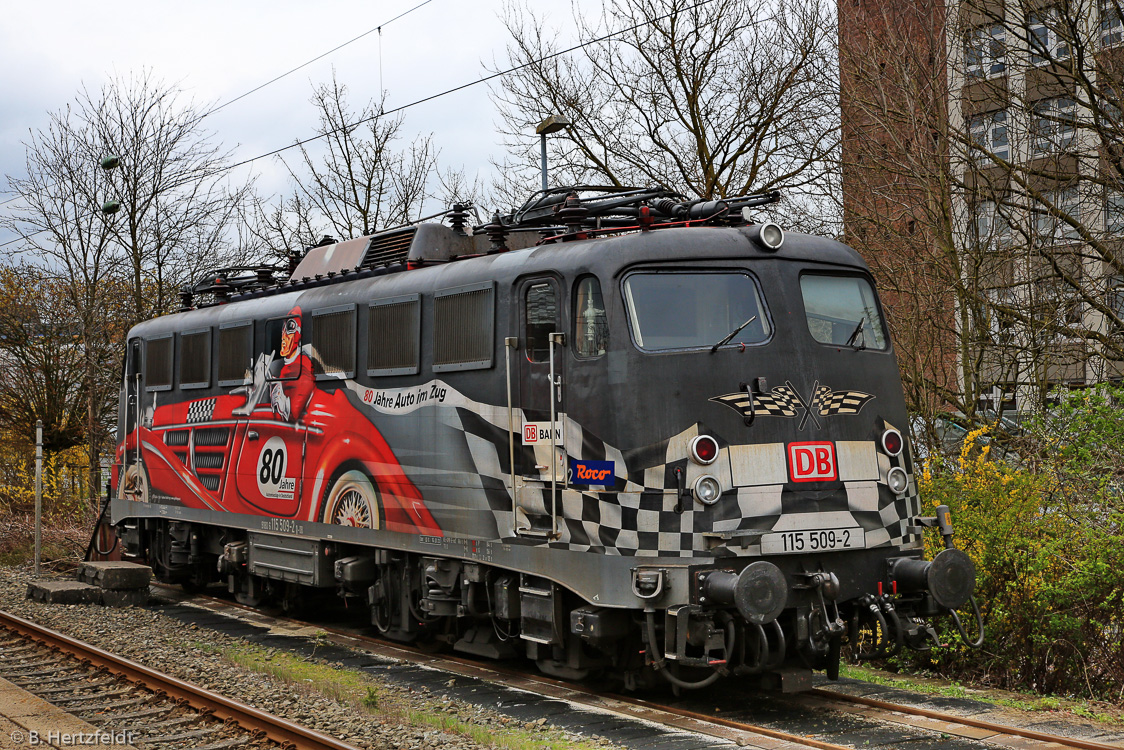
[523,424,539,443]
[788,441,837,482]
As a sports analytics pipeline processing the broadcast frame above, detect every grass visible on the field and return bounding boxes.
[838,664,1124,724]
[197,640,610,750]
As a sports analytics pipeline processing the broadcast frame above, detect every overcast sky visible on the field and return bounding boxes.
[0,1,585,246]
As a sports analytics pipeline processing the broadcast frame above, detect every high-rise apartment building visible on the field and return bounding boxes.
[841,0,1124,417]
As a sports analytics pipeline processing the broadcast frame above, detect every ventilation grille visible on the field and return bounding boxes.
[194,453,224,469]
[146,337,173,389]
[368,297,420,375]
[360,228,417,268]
[180,330,211,387]
[434,284,494,371]
[218,324,252,383]
[312,308,356,376]
[198,475,221,491]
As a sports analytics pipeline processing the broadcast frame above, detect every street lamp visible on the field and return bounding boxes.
[100,155,121,215]
[536,115,571,191]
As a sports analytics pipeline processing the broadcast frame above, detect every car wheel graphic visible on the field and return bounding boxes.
[118,462,150,503]
[321,469,380,529]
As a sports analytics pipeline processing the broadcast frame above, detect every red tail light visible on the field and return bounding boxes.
[881,428,903,456]
[689,435,719,465]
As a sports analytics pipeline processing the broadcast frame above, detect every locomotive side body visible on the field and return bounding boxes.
[112,217,977,688]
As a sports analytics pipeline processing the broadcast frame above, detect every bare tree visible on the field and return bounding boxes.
[2,71,250,499]
[257,76,438,252]
[491,0,840,228]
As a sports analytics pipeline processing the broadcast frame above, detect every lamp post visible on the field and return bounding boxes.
[535,115,571,191]
[100,155,121,215]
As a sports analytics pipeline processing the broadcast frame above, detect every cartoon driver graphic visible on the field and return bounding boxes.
[270,307,315,422]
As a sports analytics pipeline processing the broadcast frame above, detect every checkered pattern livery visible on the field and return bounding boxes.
[186,398,216,424]
[710,388,799,418]
[813,386,876,416]
[411,398,922,558]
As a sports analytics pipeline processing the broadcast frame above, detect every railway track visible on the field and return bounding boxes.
[0,609,362,750]
[149,583,1124,750]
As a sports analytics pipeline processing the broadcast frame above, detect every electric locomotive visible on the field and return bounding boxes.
[111,186,981,691]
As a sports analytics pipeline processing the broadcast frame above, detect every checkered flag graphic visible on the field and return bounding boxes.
[186,398,216,423]
[710,386,800,419]
[814,387,875,416]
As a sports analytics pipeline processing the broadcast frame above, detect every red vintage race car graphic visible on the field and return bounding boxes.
[117,351,441,536]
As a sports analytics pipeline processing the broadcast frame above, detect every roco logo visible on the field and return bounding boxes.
[570,459,615,486]
[787,441,837,482]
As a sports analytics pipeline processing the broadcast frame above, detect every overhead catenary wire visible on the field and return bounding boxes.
[0,0,720,250]
[0,0,436,209]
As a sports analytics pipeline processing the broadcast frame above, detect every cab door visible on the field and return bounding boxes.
[514,278,566,536]
[232,314,308,517]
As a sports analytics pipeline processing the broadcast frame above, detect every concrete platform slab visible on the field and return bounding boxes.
[77,562,152,591]
[24,582,100,606]
[0,676,136,749]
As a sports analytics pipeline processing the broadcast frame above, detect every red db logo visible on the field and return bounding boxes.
[524,424,539,443]
[788,442,837,482]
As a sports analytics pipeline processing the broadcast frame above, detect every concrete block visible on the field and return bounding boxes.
[98,589,149,608]
[78,561,152,590]
[25,581,100,605]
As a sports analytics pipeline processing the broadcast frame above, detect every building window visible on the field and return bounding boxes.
[1032,97,1077,155]
[1106,276,1124,332]
[217,322,253,386]
[433,281,495,372]
[145,335,173,391]
[1102,0,1123,46]
[367,295,420,376]
[311,305,357,379]
[969,110,1009,162]
[1027,9,1071,65]
[179,329,211,389]
[973,200,1014,248]
[1035,188,1082,243]
[965,23,1006,78]
[1106,188,1124,234]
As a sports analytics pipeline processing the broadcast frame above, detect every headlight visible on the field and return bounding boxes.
[693,475,722,505]
[887,467,909,494]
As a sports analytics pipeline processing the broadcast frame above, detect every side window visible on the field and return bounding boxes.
[433,281,494,372]
[311,304,357,379]
[265,315,303,381]
[368,294,420,376]
[217,322,253,386]
[145,335,173,391]
[573,276,608,358]
[525,282,558,362]
[179,328,211,389]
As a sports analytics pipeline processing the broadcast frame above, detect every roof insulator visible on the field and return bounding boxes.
[484,211,509,253]
[449,204,469,236]
[555,192,588,236]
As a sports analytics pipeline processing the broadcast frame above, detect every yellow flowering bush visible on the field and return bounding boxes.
[911,402,1124,699]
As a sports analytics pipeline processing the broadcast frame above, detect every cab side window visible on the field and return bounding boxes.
[525,282,558,362]
[573,276,608,358]
[145,335,173,391]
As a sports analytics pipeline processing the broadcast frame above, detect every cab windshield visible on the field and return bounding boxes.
[800,274,888,350]
[623,272,771,351]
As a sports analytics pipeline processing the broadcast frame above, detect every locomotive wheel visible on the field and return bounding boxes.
[119,462,150,503]
[321,469,380,528]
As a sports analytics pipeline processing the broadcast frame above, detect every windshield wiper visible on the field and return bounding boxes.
[711,315,757,353]
[844,319,867,350]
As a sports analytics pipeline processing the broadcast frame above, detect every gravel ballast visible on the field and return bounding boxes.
[0,565,622,750]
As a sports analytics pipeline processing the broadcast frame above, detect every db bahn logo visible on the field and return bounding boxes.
[788,441,837,482]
